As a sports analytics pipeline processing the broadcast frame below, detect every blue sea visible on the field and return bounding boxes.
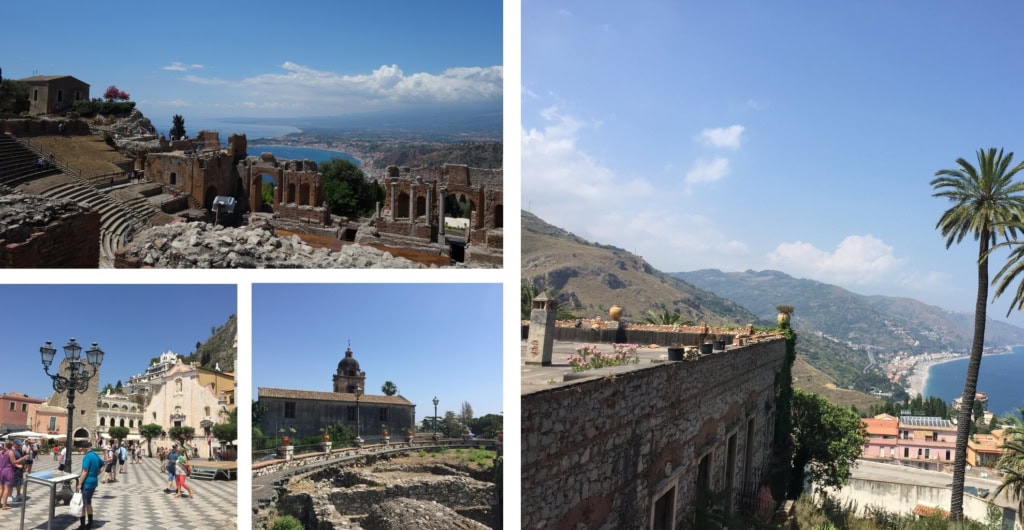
[151,117,302,143]
[248,145,360,167]
[923,346,1024,416]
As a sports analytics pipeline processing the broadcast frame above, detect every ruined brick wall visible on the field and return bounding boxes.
[0,206,100,268]
[146,151,238,209]
[521,339,785,529]
[276,204,331,225]
[259,396,415,440]
[1,118,90,136]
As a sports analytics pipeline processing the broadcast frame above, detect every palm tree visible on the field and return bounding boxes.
[931,147,1024,520]
[381,381,397,396]
[994,426,1024,524]
[641,308,690,326]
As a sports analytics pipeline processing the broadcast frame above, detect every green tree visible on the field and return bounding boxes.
[261,181,275,207]
[381,381,397,396]
[460,401,474,429]
[320,158,383,217]
[444,410,466,437]
[469,413,503,439]
[253,400,268,427]
[170,114,186,140]
[168,426,196,448]
[0,80,29,114]
[994,427,1024,525]
[641,308,691,326]
[139,423,163,457]
[790,389,867,495]
[931,147,1024,520]
[107,426,130,443]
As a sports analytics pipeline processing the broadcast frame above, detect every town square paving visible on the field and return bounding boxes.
[0,453,236,529]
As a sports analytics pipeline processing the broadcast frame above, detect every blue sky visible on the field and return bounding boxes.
[523,1,1024,326]
[0,285,237,401]
[252,284,502,421]
[4,1,502,121]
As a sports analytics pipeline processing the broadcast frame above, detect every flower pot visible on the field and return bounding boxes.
[667,347,685,361]
[777,312,790,326]
[281,436,291,446]
[609,304,623,321]
[322,434,330,443]
[699,343,713,355]
[713,340,726,351]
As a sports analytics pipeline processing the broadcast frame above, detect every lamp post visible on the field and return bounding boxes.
[200,419,214,461]
[432,396,439,440]
[354,386,363,446]
[40,339,103,499]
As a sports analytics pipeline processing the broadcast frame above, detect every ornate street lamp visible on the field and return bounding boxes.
[200,419,214,461]
[432,396,439,440]
[40,339,103,500]
[354,386,363,446]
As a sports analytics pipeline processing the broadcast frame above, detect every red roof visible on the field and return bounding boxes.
[863,416,898,437]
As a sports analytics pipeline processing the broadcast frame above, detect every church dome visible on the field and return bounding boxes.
[337,346,360,376]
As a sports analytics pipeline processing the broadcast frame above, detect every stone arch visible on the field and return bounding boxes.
[99,417,106,426]
[253,173,278,213]
[204,185,218,210]
[397,192,410,218]
[299,182,310,206]
[129,419,134,428]
[120,418,125,428]
[73,428,89,439]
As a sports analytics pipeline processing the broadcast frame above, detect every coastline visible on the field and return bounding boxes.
[905,349,1016,398]
[247,143,363,167]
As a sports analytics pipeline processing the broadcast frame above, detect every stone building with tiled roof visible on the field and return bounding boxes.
[257,346,415,441]
[18,75,89,115]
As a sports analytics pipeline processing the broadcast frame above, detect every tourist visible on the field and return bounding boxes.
[8,441,28,504]
[165,444,179,492]
[102,444,115,484]
[117,443,127,474]
[0,441,21,510]
[53,444,59,461]
[58,445,67,472]
[76,440,103,529]
[174,451,194,498]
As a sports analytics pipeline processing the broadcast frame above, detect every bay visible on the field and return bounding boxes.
[248,145,360,167]
[924,346,1024,416]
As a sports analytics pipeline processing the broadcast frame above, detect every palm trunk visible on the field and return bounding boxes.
[950,230,990,521]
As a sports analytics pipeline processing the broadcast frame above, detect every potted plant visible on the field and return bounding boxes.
[777,305,794,326]
[609,304,623,321]
[713,334,727,351]
[279,427,295,446]
[667,344,685,361]
[320,427,330,443]
[381,424,389,444]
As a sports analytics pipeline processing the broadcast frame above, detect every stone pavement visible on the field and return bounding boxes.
[0,453,236,530]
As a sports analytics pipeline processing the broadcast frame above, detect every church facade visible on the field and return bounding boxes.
[258,346,415,441]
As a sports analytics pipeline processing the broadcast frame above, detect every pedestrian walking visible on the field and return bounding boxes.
[0,441,22,510]
[117,443,127,474]
[102,445,115,484]
[76,440,103,529]
[174,452,193,498]
[58,445,67,472]
[164,444,178,492]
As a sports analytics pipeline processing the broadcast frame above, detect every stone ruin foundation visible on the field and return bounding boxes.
[264,453,497,530]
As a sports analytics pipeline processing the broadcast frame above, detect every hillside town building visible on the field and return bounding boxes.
[0,392,47,434]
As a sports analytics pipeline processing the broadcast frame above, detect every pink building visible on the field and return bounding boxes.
[0,392,46,433]
[896,415,957,465]
[861,414,899,459]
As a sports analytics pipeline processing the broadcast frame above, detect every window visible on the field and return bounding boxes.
[8,402,13,411]
[945,450,951,461]
[170,172,177,185]
[129,420,134,428]
[904,447,909,458]
[100,417,106,426]
[33,89,38,102]
[48,417,56,431]
[175,379,183,393]
[204,406,211,417]
[925,448,930,459]
[917,448,923,457]
[120,419,125,428]
[21,403,27,412]
[284,402,296,419]
[379,408,389,422]
[75,91,81,101]
[651,486,675,530]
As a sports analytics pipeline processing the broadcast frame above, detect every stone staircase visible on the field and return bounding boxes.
[189,466,219,481]
[39,181,151,267]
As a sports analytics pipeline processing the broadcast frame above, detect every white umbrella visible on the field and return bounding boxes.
[5,431,50,439]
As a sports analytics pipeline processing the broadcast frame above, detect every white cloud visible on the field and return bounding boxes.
[767,235,906,285]
[523,107,750,272]
[699,124,744,149]
[162,62,204,72]
[182,74,231,86]
[685,157,730,184]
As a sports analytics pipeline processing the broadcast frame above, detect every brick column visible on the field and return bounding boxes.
[438,186,447,238]
[389,179,397,221]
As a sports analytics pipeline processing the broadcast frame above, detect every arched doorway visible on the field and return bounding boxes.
[73,427,89,439]
[415,196,427,218]
[299,182,310,206]
[255,173,278,213]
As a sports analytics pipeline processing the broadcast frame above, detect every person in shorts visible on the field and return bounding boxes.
[165,444,178,492]
[174,452,194,498]
[77,441,102,529]
[117,443,127,474]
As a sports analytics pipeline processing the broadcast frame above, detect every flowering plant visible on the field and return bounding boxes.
[567,343,640,372]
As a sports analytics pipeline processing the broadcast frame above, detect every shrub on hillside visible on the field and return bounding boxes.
[73,100,135,117]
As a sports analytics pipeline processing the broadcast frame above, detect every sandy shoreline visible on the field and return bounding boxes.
[905,350,1015,398]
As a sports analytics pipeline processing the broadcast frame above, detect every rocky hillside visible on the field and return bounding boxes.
[521,210,760,326]
[372,142,502,170]
[673,269,1024,353]
[169,313,237,372]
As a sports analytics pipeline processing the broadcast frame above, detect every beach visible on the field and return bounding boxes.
[905,354,965,398]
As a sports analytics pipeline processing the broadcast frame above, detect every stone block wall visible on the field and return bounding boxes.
[276,204,331,225]
[0,197,100,268]
[1,118,91,136]
[328,478,494,516]
[521,339,786,529]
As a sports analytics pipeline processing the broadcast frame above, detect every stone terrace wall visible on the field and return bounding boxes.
[521,339,786,529]
[328,477,493,517]
[0,195,100,267]
[1,118,91,136]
